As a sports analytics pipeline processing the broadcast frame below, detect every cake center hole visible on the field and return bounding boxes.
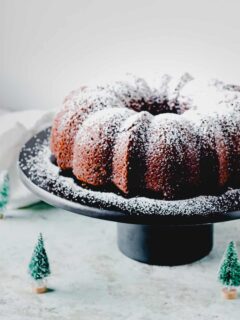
[129,98,188,116]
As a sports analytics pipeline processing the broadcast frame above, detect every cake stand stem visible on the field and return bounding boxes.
[117,223,213,266]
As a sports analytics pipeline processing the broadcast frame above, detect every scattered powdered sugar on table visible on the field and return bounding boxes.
[19,130,240,217]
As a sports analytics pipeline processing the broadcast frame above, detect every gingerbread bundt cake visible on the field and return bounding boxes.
[50,74,240,200]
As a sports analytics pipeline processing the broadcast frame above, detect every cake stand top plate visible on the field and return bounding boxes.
[18,128,240,225]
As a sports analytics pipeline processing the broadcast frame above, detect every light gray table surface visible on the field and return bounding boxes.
[0,203,239,320]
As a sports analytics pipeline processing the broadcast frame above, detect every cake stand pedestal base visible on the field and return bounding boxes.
[117,223,213,266]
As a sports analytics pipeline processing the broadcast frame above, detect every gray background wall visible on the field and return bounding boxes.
[1,0,240,111]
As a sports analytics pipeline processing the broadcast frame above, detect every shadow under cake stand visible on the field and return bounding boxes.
[18,128,240,266]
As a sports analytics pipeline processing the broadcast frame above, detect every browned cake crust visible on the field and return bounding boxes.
[73,108,133,186]
[112,111,151,195]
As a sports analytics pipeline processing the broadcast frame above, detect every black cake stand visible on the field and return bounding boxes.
[18,128,240,266]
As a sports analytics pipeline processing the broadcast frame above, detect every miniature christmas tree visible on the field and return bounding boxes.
[29,233,51,293]
[218,241,240,299]
[0,172,10,218]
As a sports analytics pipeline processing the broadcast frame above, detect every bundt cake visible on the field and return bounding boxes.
[50,73,240,200]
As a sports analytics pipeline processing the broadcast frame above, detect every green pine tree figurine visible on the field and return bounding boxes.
[29,233,51,293]
[218,241,240,299]
[0,172,10,219]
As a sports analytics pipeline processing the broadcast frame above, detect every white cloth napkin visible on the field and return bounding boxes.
[0,109,55,208]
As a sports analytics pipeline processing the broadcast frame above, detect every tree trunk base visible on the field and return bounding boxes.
[33,286,48,294]
[222,287,237,300]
